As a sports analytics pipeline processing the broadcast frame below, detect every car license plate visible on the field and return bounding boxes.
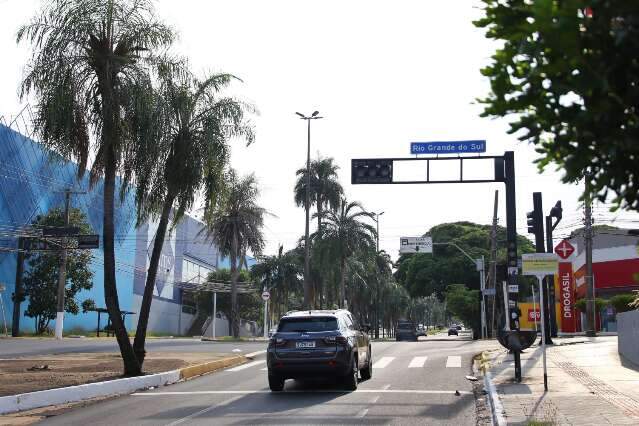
[296,341,315,349]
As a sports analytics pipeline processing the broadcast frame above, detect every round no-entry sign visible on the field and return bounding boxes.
[261,291,270,301]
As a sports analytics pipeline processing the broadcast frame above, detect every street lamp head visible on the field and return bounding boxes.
[312,111,319,117]
[295,112,305,118]
[379,211,385,216]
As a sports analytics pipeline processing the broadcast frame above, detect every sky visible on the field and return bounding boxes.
[1,0,637,261]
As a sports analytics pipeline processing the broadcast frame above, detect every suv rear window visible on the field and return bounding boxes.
[278,317,338,332]
[397,322,415,330]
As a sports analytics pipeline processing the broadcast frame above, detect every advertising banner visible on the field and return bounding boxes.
[558,262,577,332]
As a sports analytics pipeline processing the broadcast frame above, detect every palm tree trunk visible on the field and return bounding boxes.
[339,257,346,309]
[230,229,239,338]
[103,147,141,376]
[133,197,174,367]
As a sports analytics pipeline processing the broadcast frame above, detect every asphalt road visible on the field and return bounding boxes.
[40,335,498,425]
[0,337,267,358]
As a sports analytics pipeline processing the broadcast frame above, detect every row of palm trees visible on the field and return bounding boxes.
[18,0,261,375]
[250,157,414,333]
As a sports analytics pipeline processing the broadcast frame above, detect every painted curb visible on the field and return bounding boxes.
[179,355,245,380]
[0,355,246,415]
[483,371,506,426]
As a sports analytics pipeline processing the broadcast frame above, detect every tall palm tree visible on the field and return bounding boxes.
[203,170,265,337]
[18,0,173,376]
[294,157,343,307]
[251,245,302,322]
[321,199,376,308]
[131,66,254,366]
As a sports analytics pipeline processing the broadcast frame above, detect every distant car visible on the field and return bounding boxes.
[456,325,462,331]
[266,309,372,392]
[416,325,426,337]
[396,320,418,341]
[268,327,277,338]
[448,327,458,336]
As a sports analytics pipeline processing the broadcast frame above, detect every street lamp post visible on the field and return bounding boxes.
[372,211,384,339]
[296,111,323,309]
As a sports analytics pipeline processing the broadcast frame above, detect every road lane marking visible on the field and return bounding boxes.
[260,367,267,371]
[382,384,391,390]
[133,389,472,396]
[164,394,244,426]
[372,357,394,369]
[446,355,462,368]
[226,360,265,371]
[355,408,369,418]
[408,356,428,368]
[245,349,267,358]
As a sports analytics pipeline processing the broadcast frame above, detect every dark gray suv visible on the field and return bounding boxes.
[266,309,372,391]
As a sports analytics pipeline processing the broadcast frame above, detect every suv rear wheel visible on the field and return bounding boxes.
[360,347,372,380]
[268,374,285,392]
[342,356,359,391]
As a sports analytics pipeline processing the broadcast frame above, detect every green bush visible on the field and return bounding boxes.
[610,294,636,313]
[575,298,608,313]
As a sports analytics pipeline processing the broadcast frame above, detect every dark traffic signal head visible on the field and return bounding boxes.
[526,210,538,234]
[351,159,393,184]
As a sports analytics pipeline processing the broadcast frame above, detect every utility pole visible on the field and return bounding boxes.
[11,237,25,337]
[584,175,596,337]
[54,189,85,340]
[374,211,384,339]
[489,190,498,338]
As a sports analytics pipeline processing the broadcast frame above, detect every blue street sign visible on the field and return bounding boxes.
[411,140,486,155]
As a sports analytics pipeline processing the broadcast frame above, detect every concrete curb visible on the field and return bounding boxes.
[483,371,506,426]
[0,355,246,415]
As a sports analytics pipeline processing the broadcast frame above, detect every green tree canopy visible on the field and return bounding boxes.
[23,208,95,334]
[475,1,639,210]
[395,222,534,299]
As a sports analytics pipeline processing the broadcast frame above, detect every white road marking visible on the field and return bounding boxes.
[355,408,369,418]
[408,356,428,368]
[446,355,462,368]
[226,360,265,371]
[133,389,472,396]
[245,349,267,358]
[164,394,244,426]
[382,384,391,390]
[260,367,267,371]
[372,357,395,369]
[370,396,380,403]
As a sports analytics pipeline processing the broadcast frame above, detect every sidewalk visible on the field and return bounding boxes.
[486,336,639,425]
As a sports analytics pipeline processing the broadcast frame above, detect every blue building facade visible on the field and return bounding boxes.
[0,119,250,335]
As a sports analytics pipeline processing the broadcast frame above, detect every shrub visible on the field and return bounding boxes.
[610,294,636,313]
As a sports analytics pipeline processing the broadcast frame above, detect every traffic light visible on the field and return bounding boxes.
[527,192,545,252]
[526,209,541,235]
[351,159,393,184]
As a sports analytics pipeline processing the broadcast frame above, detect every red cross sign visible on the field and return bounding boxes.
[554,239,575,260]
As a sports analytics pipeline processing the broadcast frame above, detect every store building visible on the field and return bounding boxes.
[0,118,254,336]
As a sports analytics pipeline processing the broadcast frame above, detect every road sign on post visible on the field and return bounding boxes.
[399,237,433,254]
[261,291,270,301]
[521,252,558,392]
[77,234,100,249]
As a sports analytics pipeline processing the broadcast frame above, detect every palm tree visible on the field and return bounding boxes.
[203,170,266,337]
[321,199,376,308]
[251,245,302,322]
[294,157,343,307]
[131,67,254,365]
[18,0,173,376]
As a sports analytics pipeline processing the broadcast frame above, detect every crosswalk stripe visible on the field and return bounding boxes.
[226,360,265,372]
[408,356,428,368]
[373,357,395,369]
[446,356,462,368]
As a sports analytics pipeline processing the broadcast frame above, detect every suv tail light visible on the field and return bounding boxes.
[324,336,348,345]
[269,337,286,346]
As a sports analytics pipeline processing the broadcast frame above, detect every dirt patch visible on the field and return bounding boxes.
[0,352,225,397]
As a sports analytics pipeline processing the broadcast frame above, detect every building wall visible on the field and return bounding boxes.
[0,122,229,335]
